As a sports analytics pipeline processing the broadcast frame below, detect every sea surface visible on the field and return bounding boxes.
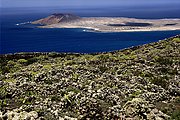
[1,6,180,54]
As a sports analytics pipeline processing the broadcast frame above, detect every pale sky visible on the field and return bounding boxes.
[1,0,180,8]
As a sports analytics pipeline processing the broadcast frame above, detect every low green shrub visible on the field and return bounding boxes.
[18,59,28,65]
[173,38,180,43]
[171,109,180,120]
[150,76,169,89]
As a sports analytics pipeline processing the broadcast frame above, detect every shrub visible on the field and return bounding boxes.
[51,95,61,101]
[0,66,10,74]
[0,86,8,99]
[27,57,38,65]
[7,60,15,67]
[171,110,180,120]
[156,57,173,65]
[72,73,79,80]
[4,79,16,83]
[64,60,75,65]
[99,66,108,73]
[48,52,59,58]
[150,76,169,89]
[173,38,180,43]
[43,64,52,70]
[119,54,130,60]
[18,59,28,65]
[175,97,180,103]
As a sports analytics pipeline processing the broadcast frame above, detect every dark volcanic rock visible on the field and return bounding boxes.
[32,13,81,25]
[164,23,177,26]
[108,22,153,27]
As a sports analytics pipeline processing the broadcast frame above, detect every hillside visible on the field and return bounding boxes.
[0,35,180,120]
[32,13,81,25]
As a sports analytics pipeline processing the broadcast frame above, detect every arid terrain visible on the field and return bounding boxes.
[32,13,180,32]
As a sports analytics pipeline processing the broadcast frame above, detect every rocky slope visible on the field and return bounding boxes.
[0,35,180,120]
[32,13,81,25]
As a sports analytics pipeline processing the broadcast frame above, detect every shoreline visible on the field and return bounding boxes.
[39,25,180,33]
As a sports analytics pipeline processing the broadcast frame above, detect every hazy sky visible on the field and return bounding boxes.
[1,0,180,8]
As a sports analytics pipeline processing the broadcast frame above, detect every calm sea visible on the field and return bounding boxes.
[1,6,180,54]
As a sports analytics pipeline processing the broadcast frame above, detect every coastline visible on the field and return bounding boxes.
[39,25,180,33]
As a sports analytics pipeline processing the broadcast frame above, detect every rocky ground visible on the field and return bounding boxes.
[43,17,180,32]
[0,35,180,120]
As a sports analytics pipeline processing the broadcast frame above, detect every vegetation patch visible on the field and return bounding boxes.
[0,35,179,119]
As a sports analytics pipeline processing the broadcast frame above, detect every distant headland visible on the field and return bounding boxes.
[32,13,80,25]
[32,13,180,32]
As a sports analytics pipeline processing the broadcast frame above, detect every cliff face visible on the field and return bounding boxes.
[32,13,81,25]
[0,35,180,119]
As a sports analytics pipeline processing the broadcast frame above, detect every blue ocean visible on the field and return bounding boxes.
[1,6,180,54]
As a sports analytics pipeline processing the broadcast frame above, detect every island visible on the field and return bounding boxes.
[32,13,180,32]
